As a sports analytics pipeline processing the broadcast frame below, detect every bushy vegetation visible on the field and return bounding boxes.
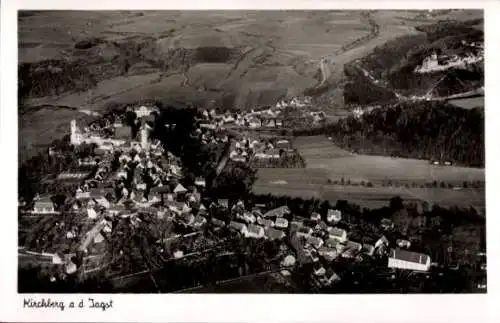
[195,46,234,63]
[295,101,484,167]
[343,71,397,106]
[74,37,103,50]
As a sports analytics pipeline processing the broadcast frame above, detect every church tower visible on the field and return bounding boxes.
[70,119,82,146]
[140,121,150,151]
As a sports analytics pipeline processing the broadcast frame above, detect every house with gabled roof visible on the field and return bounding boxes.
[264,227,286,241]
[381,218,394,230]
[314,221,328,233]
[237,211,256,224]
[362,243,375,256]
[296,226,313,238]
[211,218,226,228]
[317,246,338,261]
[310,212,321,222]
[313,262,326,276]
[306,235,324,249]
[192,215,207,229]
[327,227,347,243]
[263,206,290,218]
[341,241,363,259]
[218,199,229,209]
[257,217,274,227]
[290,219,304,232]
[320,267,341,286]
[178,212,195,226]
[229,221,248,235]
[173,183,187,195]
[88,188,113,201]
[75,188,90,200]
[166,201,191,215]
[275,217,288,229]
[374,235,389,255]
[32,195,57,214]
[194,177,206,188]
[246,224,265,239]
[326,209,342,223]
[396,239,411,249]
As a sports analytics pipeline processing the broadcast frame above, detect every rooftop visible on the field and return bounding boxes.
[389,249,430,265]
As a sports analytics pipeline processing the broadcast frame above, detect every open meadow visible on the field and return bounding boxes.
[447,96,484,110]
[294,136,485,185]
[253,167,485,210]
[252,135,485,210]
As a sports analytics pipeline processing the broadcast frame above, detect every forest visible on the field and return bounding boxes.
[295,101,484,167]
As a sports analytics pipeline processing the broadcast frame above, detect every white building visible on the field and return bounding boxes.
[245,224,265,239]
[281,255,296,267]
[32,197,57,214]
[135,105,157,118]
[388,248,431,272]
[326,209,342,223]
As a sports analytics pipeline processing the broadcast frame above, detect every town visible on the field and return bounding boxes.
[18,99,486,293]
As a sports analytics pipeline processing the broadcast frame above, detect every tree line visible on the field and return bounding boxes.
[295,101,484,167]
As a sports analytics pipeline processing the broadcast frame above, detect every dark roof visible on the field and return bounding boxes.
[211,218,226,227]
[389,248,430,265]
[328,227,346,237]
[229,221,246,231]
[36,196,53,204]
[150,186,170,193]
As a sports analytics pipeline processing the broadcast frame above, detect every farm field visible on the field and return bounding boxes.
[253,135,485,209]
[253,168,485,210]
[25,72,164,109]
[294,136,485,185]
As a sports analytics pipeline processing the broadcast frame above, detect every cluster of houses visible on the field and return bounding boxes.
[197,96,325,132]
[27,104,214,274]
[229,136,293,163]
[23,102,432,287]
[225,205,291,241]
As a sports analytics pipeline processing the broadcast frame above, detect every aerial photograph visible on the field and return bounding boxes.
[18,10,485,293]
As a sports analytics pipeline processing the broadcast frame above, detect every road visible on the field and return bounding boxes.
[315,11,380,87]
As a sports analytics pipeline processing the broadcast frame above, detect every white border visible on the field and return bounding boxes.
[1,1,499,323]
